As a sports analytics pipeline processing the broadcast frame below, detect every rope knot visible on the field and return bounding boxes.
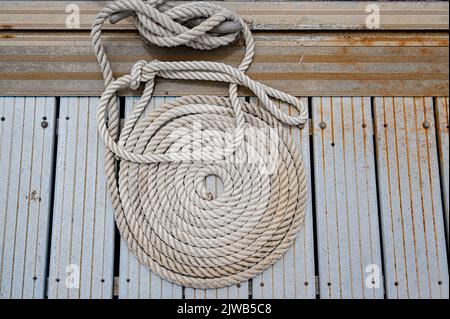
[105,0,242,50]
[130,60,147,90]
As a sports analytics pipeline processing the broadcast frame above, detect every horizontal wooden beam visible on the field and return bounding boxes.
[0,31,448,97]
[1,2,448,96]
[1,1,448,31]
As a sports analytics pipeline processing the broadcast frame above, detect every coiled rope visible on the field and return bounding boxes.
[92,0,308,288]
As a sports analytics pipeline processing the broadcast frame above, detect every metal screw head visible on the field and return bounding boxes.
[422,121,430,129]
[41,120,48,129]
[319,121,327,129]
[362,123,367,128]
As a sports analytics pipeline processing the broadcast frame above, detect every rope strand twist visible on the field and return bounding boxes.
[92,0,308,288]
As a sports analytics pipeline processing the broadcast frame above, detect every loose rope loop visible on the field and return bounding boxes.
[92,0,308,288]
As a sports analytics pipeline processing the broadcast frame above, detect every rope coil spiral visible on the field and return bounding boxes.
[92,0,308,288]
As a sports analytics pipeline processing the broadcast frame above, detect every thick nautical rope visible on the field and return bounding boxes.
[92,0,308,288]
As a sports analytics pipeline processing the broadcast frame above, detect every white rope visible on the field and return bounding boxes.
[91,0,308,288]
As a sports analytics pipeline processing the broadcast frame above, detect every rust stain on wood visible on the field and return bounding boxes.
[1,72,447,83]
[0,3,448,97]
[1,54,448,64]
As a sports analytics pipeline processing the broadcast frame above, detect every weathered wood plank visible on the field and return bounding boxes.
[0,32,447,97]
[374,97,449,299]
[118,96,183,299]
[1,1,448,31]
[47,97,115,299]
[312,97,383,299]
[184,97,249,300]
[0,97,56,299]
[435,97,449,243]
[251,97,315,299]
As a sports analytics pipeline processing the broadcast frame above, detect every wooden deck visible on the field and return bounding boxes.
[0,1,449,299]
[0,95,448,299]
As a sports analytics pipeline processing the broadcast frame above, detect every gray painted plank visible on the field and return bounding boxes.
[0,97,56,299]
[374,97,449,299]
[119,96,183,299]
[435,97,449,242]
[312,97,384,299]
[47,97,115,299]
[251,97,316,299]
